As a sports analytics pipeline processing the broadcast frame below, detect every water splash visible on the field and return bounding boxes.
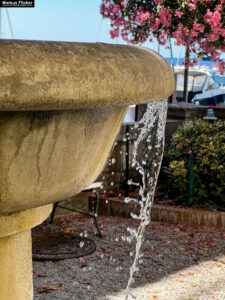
[125,99,168,300]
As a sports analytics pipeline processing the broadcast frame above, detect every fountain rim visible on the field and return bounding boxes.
[0,39,175,111]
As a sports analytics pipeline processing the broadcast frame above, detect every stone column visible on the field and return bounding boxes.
[0,204,52,300]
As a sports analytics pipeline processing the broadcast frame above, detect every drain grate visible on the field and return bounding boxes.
[32,232,96,261]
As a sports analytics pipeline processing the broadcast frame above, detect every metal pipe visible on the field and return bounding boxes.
[188,150,194,206]
[125,124,130,197]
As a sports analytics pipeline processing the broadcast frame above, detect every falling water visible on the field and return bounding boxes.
[125,99,168,300]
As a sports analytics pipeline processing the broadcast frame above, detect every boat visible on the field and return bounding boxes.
[174,69,225,106]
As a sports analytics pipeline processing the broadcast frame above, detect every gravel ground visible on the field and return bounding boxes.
[33,215,225,300]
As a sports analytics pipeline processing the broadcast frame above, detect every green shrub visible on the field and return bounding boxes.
[168,119,225,208]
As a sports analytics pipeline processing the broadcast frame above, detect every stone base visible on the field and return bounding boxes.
[0,230,33,300]
[0,205,52,300]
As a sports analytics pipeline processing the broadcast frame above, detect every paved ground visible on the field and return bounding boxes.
[33,215,225,300]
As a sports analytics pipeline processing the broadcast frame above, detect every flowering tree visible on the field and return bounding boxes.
[101,0,225,102]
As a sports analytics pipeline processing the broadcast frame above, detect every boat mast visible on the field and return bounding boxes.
[0,8,14,39]
[0,8,2,39]
[6,8,14,39]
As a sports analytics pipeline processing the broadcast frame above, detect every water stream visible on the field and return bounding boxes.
[125,99,168,300]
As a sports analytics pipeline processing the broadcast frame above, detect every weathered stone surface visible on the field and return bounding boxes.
[0,204,52,238]
[0,107,126,214]
[0,40,175,111]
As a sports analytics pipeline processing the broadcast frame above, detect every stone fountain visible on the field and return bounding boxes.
[0,40,175,300]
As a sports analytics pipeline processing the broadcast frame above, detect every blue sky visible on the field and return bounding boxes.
[0,0,185,58]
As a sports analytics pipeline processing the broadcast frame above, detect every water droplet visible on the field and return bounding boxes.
[126,237,132,243]
[130,212,139,219]
[133,266,139,272]
[145,220,150,226]
[80,241,84,248]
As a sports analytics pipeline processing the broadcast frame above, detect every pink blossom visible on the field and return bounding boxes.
[217,61,225,75]
[136,10,150,25]
[110,29,119,38]
[209,33,219,42]
[204,9,221,28]
[175,11,183,18]
[152,18,160,31]
[159,6,172,27]
[188,3,196,11]
[100,0,225,74]
[113,4,120,14]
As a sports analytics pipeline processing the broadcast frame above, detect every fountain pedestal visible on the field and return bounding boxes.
[0,40,175,299]
[0,205,52,300]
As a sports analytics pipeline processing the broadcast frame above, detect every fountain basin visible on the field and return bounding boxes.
[0,40,175,215]
[0,107,126,214]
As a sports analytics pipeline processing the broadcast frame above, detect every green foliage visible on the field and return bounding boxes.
[168,119,225,208]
